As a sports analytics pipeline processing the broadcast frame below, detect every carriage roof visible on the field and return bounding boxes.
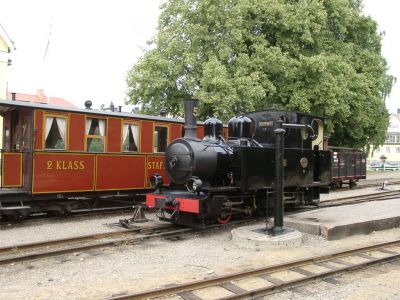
[0,98,189,124]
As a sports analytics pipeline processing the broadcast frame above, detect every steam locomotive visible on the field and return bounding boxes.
[146,99,366,227]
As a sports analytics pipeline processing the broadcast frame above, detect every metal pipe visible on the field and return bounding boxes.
[283,123,315,140]
[183,98,198,139]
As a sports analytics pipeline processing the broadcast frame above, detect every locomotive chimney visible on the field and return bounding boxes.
[184,98,198,138]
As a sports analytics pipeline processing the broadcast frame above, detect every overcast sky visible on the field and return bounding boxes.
[0,0,399,114]
[1,0,164,110]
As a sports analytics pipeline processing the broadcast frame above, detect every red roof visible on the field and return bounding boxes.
[7,91,76,108]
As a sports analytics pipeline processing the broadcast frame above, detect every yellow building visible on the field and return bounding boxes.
[368,111,400,164]
[0,24,15,149]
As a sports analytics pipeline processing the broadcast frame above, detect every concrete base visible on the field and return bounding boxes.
[284,198,400,240]
[231,224,302,250]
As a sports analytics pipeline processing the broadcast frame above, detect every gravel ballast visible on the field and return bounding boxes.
[1,222,400,299]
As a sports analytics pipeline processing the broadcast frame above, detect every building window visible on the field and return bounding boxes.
[396,147,400,153]
[154,126,168,153]
[386,147,391,153]
[86,118,106,152]
[45,116,67,150]
[386,134,400,144]
[122,123,139,152]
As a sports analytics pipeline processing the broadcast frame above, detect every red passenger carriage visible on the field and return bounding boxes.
[0,99,220,220]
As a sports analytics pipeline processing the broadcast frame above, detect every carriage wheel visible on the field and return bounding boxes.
[217,212,232,224]
[3,213,28,222]
[349,180,357,189]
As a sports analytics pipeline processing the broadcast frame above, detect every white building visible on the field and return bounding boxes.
[369,109,400,164]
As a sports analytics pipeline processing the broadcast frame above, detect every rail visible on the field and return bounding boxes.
[319,190,400,208]
[0,219,257,266]
[107,239,400,300]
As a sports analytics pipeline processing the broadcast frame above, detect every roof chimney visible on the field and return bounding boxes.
[37,89,47,103]
[11,92,16,101]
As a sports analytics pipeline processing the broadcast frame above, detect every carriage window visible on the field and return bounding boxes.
[11,111,21,150]
[45,116,67,150]
[4,127,11,150]
[154,126,168,153]
[122,123,139,152]
[86,118,106,152]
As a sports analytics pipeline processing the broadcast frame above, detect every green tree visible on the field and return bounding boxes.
[126,0,393,148]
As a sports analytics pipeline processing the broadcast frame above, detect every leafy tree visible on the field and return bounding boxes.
[126,0,393,148]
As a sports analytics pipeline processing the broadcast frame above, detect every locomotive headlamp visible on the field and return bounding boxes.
[150,174,163,189]
[187,177,202,193]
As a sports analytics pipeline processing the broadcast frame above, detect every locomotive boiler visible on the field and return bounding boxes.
[146,99,335,227]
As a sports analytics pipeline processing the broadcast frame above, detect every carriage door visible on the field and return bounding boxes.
[1,109,33,190]
[346,151,356,178]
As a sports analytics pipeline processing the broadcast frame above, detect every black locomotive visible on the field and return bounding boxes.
[146,99,365,226]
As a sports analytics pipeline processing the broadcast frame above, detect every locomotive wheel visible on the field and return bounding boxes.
[217,212,232,224]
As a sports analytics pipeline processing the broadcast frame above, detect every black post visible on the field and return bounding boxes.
[267,120,315,235]
[273,119,286,234]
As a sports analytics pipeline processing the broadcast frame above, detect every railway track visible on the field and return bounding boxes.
[320,189,400,208]
[0,205,135,226]
[356,179,400,188]
[335,178,400,191]
[0,224,184,266]
[107,239,400,300]
[0,219,256,266]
